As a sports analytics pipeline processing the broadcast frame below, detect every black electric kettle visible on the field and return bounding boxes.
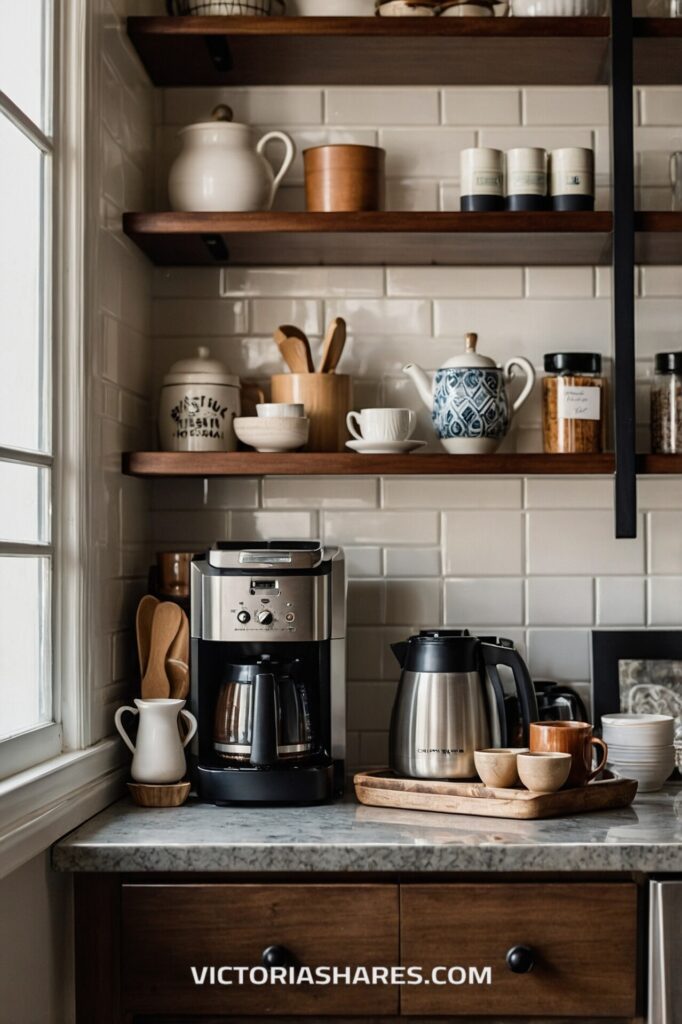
[213,655,314,768]
[389,630,539,780]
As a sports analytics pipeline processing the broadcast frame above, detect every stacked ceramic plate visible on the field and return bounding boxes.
[601,714,675,793]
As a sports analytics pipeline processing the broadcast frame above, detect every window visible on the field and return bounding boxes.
[0,2,59,778]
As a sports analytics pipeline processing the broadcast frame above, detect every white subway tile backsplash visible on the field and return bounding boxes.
[347,628,383,680]
[383,477,522,509]
[596,577,647,626]
[445,578,524,627]
[251,299,322,337]
[231,511,315,540]
[326,88,439,126]
[444,511,524,576]
[347,682,396,731]
[442,88,521,126]
[525,478,614,510]
[346,546,383,578]
[640,87,682,127]
[527,629,591,682]
[385,579,441,625]
[639,477,682,510]
[348,581,385,625]
[359,732,389,767]
[220,266,385,300]
[522,87,609,126]
[385,179,439,212]
[324,511,440,546]
[379,128,476,178]
[648,512,682,574]
[163,87,323,127]
[527,511,645,575]
[153,299,248,337]
[326,299,432,336]
[385,548,442,577]
[648,577,682,626]
[640,267,682,298]
[387,267,524,299]
[527,577,593,626]
[525,267,594,299]
[262,477,378,509]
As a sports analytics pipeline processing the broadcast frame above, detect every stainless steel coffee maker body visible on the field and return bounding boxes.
[389,631,538,780]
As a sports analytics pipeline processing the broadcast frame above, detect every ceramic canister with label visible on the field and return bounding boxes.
[550,147,595,211]
[505,148,549,212]
[460,148,504,212]
[542,352,606,454]
[159,347,241,452]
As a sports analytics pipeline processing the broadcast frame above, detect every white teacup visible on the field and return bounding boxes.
[256,403,304,419]
[347,408,417,443]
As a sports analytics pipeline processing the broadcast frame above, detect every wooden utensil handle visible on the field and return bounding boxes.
[587,737,608,782]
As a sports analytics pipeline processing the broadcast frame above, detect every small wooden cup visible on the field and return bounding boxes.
[304,145,386,213]
[271,373,353,452]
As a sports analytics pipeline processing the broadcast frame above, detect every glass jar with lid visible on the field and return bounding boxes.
[651,352,682,454]
[542,352,606,454]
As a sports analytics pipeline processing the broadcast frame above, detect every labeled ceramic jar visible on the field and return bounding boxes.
[159,347,241,452]
[460,148,504,211]
[651,352,682,454]
[550,148,595,211]
[505,148,548,211]
[542,352,606,454]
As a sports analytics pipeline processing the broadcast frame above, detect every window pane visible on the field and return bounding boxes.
[0,0,52,131]
[0,556,51,740]
[0,462,50,544]
[0,114,50,453]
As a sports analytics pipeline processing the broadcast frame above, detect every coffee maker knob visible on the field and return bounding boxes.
[237,610,250,624]
[256,609,274,625]
[506,945,535,974]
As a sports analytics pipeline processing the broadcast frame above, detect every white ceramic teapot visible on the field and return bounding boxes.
[403,332,535,454]
[115,699,197,784]
[169,105,295,212]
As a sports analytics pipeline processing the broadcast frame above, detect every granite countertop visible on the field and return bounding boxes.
[53,783,682,874]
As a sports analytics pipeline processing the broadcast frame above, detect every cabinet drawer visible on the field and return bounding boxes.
[121,883,399,1017]
[401,883,637,1018]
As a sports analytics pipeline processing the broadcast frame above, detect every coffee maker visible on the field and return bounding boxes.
[189,541,346,805]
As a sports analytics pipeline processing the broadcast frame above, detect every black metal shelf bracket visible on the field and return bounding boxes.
[611,0,637,539]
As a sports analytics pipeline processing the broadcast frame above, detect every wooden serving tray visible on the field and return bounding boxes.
[353,770,638,820]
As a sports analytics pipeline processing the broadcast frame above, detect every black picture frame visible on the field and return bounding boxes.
[592,629,682,726]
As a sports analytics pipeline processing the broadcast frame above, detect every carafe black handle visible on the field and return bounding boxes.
[250,672,279,767]
[481,641,539,747]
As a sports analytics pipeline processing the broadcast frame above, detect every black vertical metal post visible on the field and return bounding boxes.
[611,0,637,539]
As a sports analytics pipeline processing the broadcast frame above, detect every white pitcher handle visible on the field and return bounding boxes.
[180,709,198,748]
[505,356,536,414]
[256,131,296,209]
[114,705,138,756]
[346,411,363,440]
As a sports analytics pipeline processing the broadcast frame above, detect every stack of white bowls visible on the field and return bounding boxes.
[601,714,676,793]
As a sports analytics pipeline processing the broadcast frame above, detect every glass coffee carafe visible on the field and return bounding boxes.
[213,655,315,767]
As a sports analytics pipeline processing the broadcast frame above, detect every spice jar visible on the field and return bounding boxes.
[651,352,682,454]
[542,352,606,454]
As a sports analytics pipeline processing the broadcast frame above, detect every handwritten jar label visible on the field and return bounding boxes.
[557,384,601,421]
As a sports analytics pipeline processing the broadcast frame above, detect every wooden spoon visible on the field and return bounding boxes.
[274,325,315,373]
[279,335,315,374]
[136,595,159,680]
[319,317,347,374]
[141,602,182,700]
[167,610,190,700]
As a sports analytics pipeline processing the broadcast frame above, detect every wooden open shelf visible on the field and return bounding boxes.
[635,213,682,265]
[123,211,614,267]
[634,17,682,85]
[127,16,611,87]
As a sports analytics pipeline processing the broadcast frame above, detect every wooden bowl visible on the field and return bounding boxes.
[127,781,191,807]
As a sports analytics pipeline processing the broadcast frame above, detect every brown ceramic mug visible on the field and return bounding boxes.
[157,551,193,598]
[530,720,608,788]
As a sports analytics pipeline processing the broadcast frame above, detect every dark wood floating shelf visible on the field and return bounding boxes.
[122,451,682,478]
[123,211,615,267]
[126,17,682,88]
[127,16,610,87]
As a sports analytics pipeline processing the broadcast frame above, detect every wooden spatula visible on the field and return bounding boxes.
[167,610,190,700]
[274,325,315,373]
[136,595,159,680]
[319,317,347,374]
[279,335,315,374]
[141,602,181,700]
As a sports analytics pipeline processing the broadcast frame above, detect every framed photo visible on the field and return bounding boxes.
[592,630,682,770]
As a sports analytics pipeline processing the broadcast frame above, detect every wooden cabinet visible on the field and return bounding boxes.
[121,883,399,1017]
[401,883,638,1019]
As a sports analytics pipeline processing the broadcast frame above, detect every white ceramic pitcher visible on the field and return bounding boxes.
[115,699,197,784]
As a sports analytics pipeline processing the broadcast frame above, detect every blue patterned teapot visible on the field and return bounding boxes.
[403,333,535,454]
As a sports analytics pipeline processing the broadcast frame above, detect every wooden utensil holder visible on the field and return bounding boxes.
[304,145,386,213]
[271,374,353,452]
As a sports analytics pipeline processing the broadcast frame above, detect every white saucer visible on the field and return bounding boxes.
[346,439,427,455]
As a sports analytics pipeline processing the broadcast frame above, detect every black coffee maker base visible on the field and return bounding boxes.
[194,761,337,805]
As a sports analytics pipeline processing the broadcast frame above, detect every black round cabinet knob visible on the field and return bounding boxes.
[262,945,294,969]
[506,945,535,974]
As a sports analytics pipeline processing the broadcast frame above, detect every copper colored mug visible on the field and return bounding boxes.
[157,551,193,598]
[530,720,608,788]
